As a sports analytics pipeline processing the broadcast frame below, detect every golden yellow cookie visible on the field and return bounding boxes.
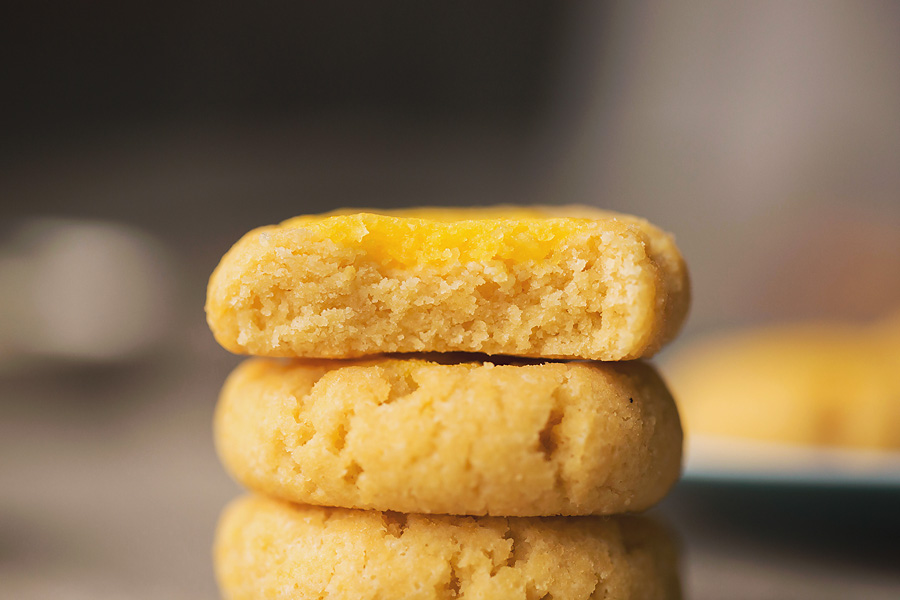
[666,317,900,449]
[214,495,682,600]
[215,356,683,516]
[206,206,689,360]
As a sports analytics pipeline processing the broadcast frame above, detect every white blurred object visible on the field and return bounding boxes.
[0,219,175,368]
[685,435,900,487]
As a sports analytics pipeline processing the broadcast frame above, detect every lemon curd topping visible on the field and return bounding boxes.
[281,211,601,267]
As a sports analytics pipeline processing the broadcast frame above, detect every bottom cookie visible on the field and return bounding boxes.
[214,495,681,600]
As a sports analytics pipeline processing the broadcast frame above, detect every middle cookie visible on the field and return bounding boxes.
[215,355,682,517]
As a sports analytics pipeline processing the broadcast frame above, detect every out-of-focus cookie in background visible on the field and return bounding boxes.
[666,313,900,451]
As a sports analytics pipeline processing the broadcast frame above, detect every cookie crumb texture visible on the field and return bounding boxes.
[214,357,683,516]
[215,495,682,600]
[205,207,689,360]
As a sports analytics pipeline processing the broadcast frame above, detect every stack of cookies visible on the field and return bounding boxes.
[205,207,690,600]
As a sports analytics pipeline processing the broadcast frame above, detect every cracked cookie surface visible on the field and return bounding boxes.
[205,206,690,361]
[214,355,682,516]
[214,495,682,600]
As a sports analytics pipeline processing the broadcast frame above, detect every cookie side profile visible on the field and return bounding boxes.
[214,495,682,600]
[214,356,683,516]
[667,319,900,449]
[205,206,690,360]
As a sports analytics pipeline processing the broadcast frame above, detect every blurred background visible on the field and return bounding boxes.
[2,1,899,598]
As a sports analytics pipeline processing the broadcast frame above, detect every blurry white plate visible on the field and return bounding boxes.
[683,435,900,487]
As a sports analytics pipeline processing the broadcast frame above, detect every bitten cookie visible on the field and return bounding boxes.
[205,206,689,361]
[214,495,682,600]
[667,317,900,449]
[214,355,683,516]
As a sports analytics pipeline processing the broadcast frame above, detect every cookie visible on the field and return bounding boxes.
[214,355,683,516]
[666,317,900,449]
[214,495,682,600]
[205,206,689,360]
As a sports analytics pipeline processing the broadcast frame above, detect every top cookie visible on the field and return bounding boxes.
[206,206,690,360]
